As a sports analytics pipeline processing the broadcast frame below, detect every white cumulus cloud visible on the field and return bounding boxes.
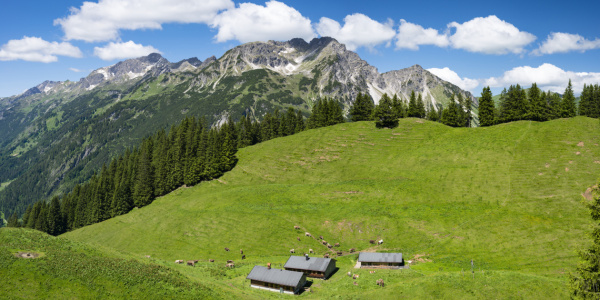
[0,36,82,63]
[396,19,449,50]
[532,32,600,55]
[54,0,234,42]
[448,15,536,54]
[94,41,160,61]
[211,1,315,43]
[427,67,479,91]
[484,63,600,93]
[315,13,396,51]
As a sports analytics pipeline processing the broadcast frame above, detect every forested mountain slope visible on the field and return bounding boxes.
[0,37,476,220]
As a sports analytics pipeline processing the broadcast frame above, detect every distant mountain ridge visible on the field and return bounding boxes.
[0,37,477,219]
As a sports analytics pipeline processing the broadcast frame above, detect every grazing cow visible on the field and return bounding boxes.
[290,249,295,253]
[353,282,358,286]
[369,240,375,244]
[227,260,233,263]
[242,255,246,260]
[209,259,215,262]
[327,244,332,249]
[334,243,340,247]
[294,225,300,230]
[226,263,235,268]
[305,232,311,237]
[322,240,327,245]
[309,249,314,254]
[324,253,330,258]
[336,251,342,255]
[349,248,355,253]
[240,249,243,254]
[347,271,352,277]
[145,255,151,258]
[224,247,230,251]
[187,260,196,267]
[378,239,383,245]
[175,260,184,264]
[377,279,385,287]
[297,237,301,241]
[319,235,323,240]
[353,274,359,279]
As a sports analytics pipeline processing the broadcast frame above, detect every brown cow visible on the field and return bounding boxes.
[353,274,359,279]
[353,281,358,286]
[175,260,184,264]
[187,260,197,267]
[349,248,355,253]
[227,260,233,263]
[305,232,311,237]
[226,263,235,268]
[319,235,323,240]
[294,225,300,230]
[334,243,340,247]
[309,249,314,254]
[369,240,375,244]
[377,279,385,287]
[336,251,342,255]
[324,253,330,258]
[225,247,230,251]
[209,259,215,262]
[242,254,246,260]
[327,244,332,249]
[322,240,327,245]
[297,237,301,241]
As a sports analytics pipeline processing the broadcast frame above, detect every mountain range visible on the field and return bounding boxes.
[0,37,477,219]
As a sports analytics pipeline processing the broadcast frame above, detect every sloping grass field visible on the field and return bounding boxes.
[4,117,600,298]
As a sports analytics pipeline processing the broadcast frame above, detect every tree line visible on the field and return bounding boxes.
[478,80,600,127]
[350,90,473,128]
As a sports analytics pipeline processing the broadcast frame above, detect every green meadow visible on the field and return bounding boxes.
[3,117,600,298]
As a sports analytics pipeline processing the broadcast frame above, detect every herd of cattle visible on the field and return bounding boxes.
[172,225,383,270]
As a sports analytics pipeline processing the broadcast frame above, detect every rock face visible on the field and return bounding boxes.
[185,37,476,111]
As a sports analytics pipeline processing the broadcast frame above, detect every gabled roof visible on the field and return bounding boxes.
[284,255,333,272]
[358,252,403,263]
[246,266,304,287]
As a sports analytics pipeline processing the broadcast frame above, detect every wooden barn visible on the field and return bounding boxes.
[246,265,306,295]
[357,252,404,269]
[284,255,337,279]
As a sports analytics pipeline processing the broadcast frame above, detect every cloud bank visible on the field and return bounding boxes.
[0,36,82,63]
[94,41,160,60]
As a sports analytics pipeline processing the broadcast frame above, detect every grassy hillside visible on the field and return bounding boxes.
[58,117,600,298]
[0,228,219,299]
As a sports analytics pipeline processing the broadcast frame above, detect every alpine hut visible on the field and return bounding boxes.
[284,254,337,279]
[357,252,404,269]
[246,265,306,294]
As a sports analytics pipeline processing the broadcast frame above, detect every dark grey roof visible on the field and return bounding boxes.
[358,252,403,263]
[246,266,304,287]
[284,256,333,272]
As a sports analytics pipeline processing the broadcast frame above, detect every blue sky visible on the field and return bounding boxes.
[1,0,599,97]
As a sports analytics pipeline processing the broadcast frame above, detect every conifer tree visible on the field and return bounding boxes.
[391,94,406,119]
[373,93,398,128]
[294,110,305,133]
[426,104,439,121]
[570,180,600,297]
[562,79,577,118]
[546,91,562,120]
[416,93,426,119]
[478,86,496,127]
[46,196,63,235]
[7,211,19,227]
[133,139,154,208]
[350,92,374,121]
[408,90,419,117]
[527,83,546,121]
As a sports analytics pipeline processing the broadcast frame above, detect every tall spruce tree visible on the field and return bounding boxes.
[527,83,547,121]
[391,94,406,119]
[133,139,154,208]
[562,79,577,118]
[373,93,398,128]
[350,92,374,121]
[478,86,496,127]
[416,93,426,119]
[408,90,419,117]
